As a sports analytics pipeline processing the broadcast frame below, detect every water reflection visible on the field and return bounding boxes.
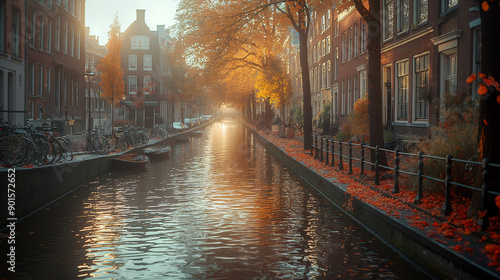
[1,118,426,279]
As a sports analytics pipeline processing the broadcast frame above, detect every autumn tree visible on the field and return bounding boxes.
[255,55,293,122]
[175,0,338,150]
[97,13,125,133]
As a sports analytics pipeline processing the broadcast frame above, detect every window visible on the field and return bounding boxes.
[354,22,359,57]
[38,16,43,49]
[396,60,409,121]
[327,60,331,88]
[70,24,74,57]
[414,54,429,120]
[326,35,331,54]
[129,54,137,70]
[415,0,428,24]
[360,70,367,99]
[85,54,89,70]
[321,15,326,33]
[334,18,339,38]
[45,66,51,93]
[322,63,326,89]
[327,10,331,28]
[38,64,43,96]
[29,12,35,47]
[383,0,394,41]
[144,76,153,94]
[144,55,152,70]
[47,19,52,52]
[129,76,137,94]
[342,32,346,63]
[442,51,457,97]
[347,76,352,114]
[11,7,20,57]
[322,39,326,57]
[29,63,35,96]
[131,35,150,50]
[361,20,367,53]
[0,1,5,52]
[317,42,321,59]
[63,21,68,55]
[77,28,80,59]
[348,27,352,60]
[443,0,458,13]
[334,47,339,80]
[341,79,345,115]
[397,0,409,33]
[354,74,359,102]
[55,15,60,52]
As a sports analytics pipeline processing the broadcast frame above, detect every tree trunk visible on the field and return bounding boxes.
[353,0,388,169]
[471,2,500,220]
[251,93,256,122]
[298,28,312,150]
[265,98,273,128]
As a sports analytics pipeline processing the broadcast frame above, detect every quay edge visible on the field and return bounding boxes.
[246,124,499,280]
[0,122,213,230]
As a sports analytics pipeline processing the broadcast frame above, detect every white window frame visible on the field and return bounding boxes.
[129,76,137,94]
[144,76,153,94]
[129,54,137,70]
[397,0,409,34]
[413,52,430,122]
[414,0,428,25]
[395,59,409,122]
[383,0,394,41]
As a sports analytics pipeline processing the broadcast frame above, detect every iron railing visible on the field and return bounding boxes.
[310,134,500,230]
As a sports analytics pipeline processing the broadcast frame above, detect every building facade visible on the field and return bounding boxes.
[25,0,86,132]
[0,0,26,125]
[120,9,171,128]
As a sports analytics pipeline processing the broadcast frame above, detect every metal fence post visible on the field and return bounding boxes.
[441,154,453,216]
[325,139,330,165]
[339,141,343,171]
[374,145,380,185]
[415,151,424,203]
[320,137,324,162]
[360,142,365,175]
[310,134,314,156]
[392,148,400,194]
[348,141,353,175]
[479,158,490,230]
[314,135,318,158]
[331,140,335,167]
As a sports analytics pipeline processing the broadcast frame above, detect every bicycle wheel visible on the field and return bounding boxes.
[32,137,48,165]
[0,135,26,166]
[19,137,36,166]
[50,139,64,163]
[57,138,73,161]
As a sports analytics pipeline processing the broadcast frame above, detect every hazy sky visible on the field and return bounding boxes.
[85,0,180,45]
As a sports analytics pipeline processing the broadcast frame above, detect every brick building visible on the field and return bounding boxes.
[0,0,25,125]
[25,0,86,132]
[120,9,171,128]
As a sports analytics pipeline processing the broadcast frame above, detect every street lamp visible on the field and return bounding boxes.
[84,69,95,142]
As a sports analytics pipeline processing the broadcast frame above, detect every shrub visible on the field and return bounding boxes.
[335,124,352,142]
[404,93,479,191]
[348,96,369,137]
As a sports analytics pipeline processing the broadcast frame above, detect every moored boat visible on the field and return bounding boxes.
[113,153,149,167]
[143,144,171,160]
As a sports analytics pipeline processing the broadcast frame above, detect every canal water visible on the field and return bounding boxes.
[1,118,428,279]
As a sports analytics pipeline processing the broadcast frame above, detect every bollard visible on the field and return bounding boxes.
[348,141,353,175]
[310,134,314,156]
[392,148,400,194]
[479,158,490,230]
[441,154,453,216]
[339,141,344,171]
[360,142,365,175]
[415,151,424,203]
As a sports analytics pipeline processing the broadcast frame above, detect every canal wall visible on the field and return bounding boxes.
[0,124,211,230]
[248,127,497,280]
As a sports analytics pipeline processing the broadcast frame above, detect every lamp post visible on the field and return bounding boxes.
[84,69,95,142]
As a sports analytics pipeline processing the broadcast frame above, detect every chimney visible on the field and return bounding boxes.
[85,26,90,37]
[137,9,145,22]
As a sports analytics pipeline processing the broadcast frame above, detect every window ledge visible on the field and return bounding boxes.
[393,122,430,128]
